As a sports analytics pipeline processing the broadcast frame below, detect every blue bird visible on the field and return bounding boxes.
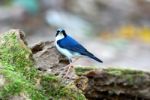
[55,28,103,64]
[55,28,103,77]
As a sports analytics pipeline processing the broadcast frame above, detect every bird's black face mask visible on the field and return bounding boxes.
[56,30,67,37]
[56,31,59,36]
[61,30,67,37]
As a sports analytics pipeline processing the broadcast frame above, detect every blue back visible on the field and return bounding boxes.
[57,35,89,55]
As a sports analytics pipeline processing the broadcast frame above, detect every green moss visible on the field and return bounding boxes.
[0,32,45,99]
[104,68,145,85]
[104,68,145,76]
[0,30,86,100]
[40,73,85,100]
[76,66,146,86]
[59,84,86,100]
[75,66,97,75]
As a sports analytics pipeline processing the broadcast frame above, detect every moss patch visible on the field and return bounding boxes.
[75,66,97,76]
[104,68,145,76]
[75,67,147,86]
[104,68,146,85]
[0,30,86,100]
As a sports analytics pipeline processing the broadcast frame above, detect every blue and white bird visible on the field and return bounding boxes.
[55,28,103,65]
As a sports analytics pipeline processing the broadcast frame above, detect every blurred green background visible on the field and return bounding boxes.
[0,0,150,71]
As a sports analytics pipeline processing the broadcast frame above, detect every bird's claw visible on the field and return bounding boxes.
[63,64,74,78]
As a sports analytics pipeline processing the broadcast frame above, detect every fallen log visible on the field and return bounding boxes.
[75,67,150,100]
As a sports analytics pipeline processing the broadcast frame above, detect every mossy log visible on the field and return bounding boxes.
[0,29,150,100]
[0,29,85,100]
[75,67,150,100]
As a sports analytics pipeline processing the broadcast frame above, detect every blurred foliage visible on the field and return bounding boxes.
[13,0,39,14]
[1,0,39,14]
[102,25,150,43]
[119,25,150,43]
[139,27,150,43]
[118,25,137,40]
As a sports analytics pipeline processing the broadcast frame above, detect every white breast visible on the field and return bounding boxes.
[55,41,73,59]
[55,42,81,60]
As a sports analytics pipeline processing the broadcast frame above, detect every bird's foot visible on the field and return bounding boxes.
[63,64,74,78]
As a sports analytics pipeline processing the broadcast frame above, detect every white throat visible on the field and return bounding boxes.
[55,34,65,41]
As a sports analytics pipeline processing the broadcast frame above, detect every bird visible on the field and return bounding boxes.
[55,28,103,76]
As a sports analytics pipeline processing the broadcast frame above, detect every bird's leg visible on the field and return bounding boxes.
[64,59,72,78]
[64,57,80,78]
[72,57,80,64]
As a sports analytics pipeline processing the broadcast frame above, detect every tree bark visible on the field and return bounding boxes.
[75,68,150,100]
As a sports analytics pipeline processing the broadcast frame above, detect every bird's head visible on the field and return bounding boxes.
[55,28,67,40]
[56,28,67,37]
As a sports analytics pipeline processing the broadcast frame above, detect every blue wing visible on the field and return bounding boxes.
[57,36,88,54]
[57,36,103,63]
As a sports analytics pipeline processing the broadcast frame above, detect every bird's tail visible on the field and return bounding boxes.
[84,51,103,63]
[89,55,103,63]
